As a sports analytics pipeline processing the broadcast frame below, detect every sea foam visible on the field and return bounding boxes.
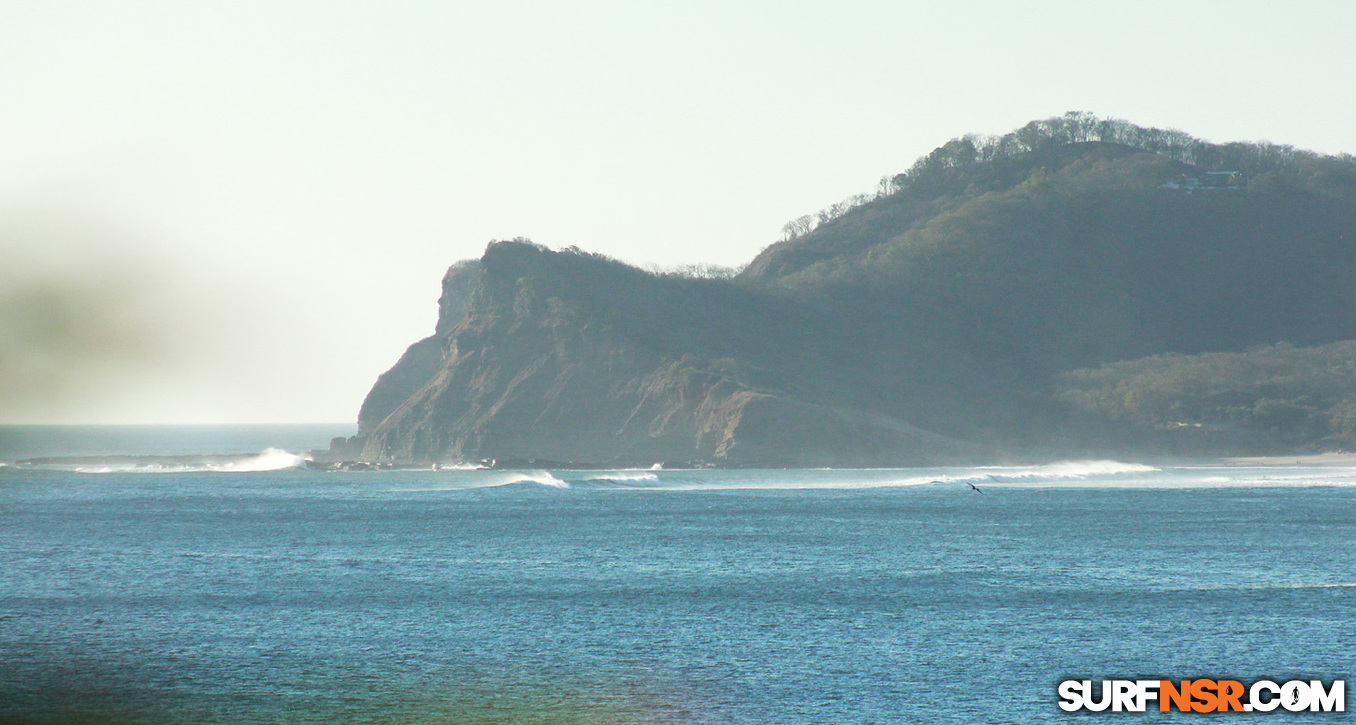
[484,471,571,488]
[53,448,311,474]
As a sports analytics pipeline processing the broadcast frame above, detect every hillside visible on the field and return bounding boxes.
[337,114,1356,466]
[1056,341,1356,454]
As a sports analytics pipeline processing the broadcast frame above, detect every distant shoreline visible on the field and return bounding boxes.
[1218,452,1356,466]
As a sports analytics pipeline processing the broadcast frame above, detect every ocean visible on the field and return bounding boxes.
[1,425,1351,723]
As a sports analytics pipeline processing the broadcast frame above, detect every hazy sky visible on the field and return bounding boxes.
[3,0,1354,424]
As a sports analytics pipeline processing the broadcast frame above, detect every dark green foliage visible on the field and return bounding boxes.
[745,116,1356,386]
[737,115,1356,453]
[756,112,1356,278]
[1056,342,1356,451]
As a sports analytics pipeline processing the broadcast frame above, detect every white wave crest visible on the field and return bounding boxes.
[651,462,1163,491]
[976,460,1160,481]
[486,471,570,488]
[64,448,310,474]
[215,448,309,472]
[434,462,487,471]
[579,471,660,483]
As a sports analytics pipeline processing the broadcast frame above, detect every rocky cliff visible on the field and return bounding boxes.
[355,260,479,436]
[353,242,984,466]
[342,114,1356,464]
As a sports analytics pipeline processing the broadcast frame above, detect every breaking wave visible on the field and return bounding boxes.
[577,471,660,483]
[13,448,310,474]
[974,460,1160,481]
[630,460,1164,491]
[14,453,1356,493]
[213,449,310,472]
[482,471,571,489]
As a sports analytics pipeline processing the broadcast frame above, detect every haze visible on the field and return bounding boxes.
[3,0,1353,424]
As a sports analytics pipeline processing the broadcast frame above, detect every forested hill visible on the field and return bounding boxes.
[342,114,1356,465]
[744,114,1356,378]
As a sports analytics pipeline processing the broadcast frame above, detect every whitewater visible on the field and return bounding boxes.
[9,452,1356,491]
[1,426,1352,723]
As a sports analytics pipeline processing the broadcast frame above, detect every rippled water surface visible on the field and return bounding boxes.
[2,451,1353,723]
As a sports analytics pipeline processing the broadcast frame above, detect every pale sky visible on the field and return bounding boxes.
[3,0,1354,424]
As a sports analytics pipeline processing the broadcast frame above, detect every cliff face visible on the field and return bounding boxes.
[348,117,1356,464]
[355,242,982,466]
[355,260,479,435]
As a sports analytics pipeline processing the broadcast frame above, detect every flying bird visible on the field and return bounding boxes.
[966,481,984,494]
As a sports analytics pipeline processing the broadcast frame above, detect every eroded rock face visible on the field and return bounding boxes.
[351,241,981,466]
[355,260,480,435]
[356,335,442,437]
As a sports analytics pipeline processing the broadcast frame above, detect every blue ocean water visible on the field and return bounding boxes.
[1,428,1352,723]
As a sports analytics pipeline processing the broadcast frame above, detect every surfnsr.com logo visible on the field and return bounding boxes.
[1058,679,1345,713]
